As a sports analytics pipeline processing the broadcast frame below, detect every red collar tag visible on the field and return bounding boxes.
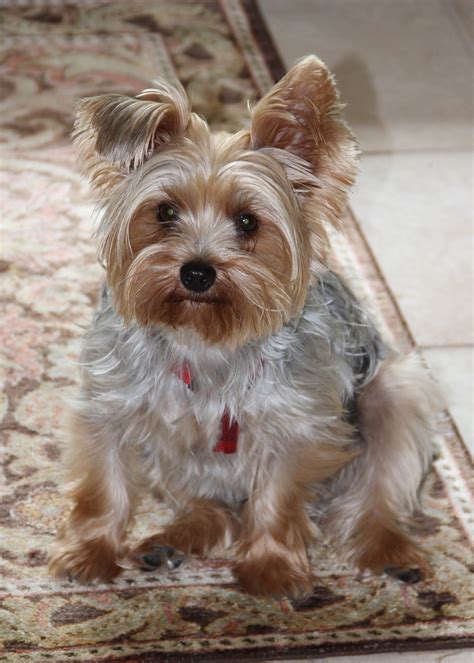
[214,411,239,454]
[176,361,193,389]
[174,362,239,454]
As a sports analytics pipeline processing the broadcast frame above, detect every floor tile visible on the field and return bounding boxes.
[423,346,474,454]
[259,0,472,152]
[448,0,474,48]
[349,150,473,347]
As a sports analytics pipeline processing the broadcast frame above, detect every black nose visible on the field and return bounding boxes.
[180,262,216,293]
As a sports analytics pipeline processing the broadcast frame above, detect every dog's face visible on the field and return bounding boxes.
[75,56,357,347]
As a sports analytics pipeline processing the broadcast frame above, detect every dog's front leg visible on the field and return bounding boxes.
[233,443,354,597]
[49,412,141,583]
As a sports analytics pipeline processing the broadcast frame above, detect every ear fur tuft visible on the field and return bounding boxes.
[251,55,359,230]
[73,78,190,194]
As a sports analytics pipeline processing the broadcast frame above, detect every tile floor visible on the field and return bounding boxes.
[260,0,473,453]
[259,1,473,661]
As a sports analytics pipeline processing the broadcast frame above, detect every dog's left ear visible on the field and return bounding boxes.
[251,55,358,227]
[74,78,191,194]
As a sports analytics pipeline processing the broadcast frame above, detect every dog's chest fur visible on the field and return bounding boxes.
[79,272,384,505]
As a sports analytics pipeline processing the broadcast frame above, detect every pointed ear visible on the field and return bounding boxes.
[250,55,358,227]
[73,78,191,193]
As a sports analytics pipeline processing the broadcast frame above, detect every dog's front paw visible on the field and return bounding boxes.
[49,536,123,583]
[233,552,313,598]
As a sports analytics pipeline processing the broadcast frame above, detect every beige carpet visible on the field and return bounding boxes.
[0,1,473,660]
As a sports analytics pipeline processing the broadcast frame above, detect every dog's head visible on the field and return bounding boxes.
[75,56,358,347]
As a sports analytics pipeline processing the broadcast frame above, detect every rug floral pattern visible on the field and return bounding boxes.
[1,1,473,660]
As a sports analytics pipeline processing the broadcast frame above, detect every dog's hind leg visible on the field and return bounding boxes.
[325,354,442,582]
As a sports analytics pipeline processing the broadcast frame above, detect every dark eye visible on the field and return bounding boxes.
[157,203,178,224]
[235,212,258,233]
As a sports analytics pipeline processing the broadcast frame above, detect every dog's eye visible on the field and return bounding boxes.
[235,213,258,233]
[157,203,178,224]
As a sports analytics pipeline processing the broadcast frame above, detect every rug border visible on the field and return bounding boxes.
[240,0,287,82]
[84,635,474,662]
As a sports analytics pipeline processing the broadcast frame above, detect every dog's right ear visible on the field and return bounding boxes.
[74,78,191,193]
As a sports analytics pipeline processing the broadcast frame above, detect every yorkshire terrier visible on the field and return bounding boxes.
[49,56,442,597]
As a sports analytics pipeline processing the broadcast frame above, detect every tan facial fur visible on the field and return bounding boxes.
[73,56,357,347]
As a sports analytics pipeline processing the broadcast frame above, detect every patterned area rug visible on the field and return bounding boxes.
[1,1,473,660]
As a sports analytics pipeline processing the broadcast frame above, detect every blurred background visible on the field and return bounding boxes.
[261,0,473,453]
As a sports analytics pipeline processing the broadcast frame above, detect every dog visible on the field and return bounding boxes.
[49,56,442,597]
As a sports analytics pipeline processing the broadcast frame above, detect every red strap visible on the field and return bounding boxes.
[174,363,239,454]
[176,361,193,388]
[213,411,239,454]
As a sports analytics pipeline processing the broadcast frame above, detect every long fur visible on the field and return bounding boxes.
[49,56,442,597]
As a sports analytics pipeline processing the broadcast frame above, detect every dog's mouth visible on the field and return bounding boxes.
[167,295,227,306]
